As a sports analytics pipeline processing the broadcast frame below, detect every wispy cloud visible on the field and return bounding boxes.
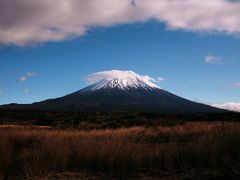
[204,55,222,64]
[142,75,156,82]
[211,102,240,112]
[232,83,240,89]
[0,91,4,96]
[1,0,240,46]
[142,76,165,83]
[23,88,30,94]
[156,77,165,82]
[17,72,37,82]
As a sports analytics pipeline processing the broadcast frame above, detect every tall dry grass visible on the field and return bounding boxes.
[0,122,240,179]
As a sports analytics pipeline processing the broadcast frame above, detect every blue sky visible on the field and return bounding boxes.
[0,0,240,110]
[0,21,239,105]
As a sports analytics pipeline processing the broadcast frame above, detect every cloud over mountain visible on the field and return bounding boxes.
[84,70,158,84]
[211,102,240,112]
[1,0,240,46]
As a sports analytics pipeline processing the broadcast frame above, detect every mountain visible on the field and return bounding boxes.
[1,70,225,113]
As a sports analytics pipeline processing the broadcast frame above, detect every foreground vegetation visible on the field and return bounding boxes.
[0,122,240,179]
[1,109,240,128]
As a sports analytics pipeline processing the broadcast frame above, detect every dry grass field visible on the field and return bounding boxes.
[0,122,240,179]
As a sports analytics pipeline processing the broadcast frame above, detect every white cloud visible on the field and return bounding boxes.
[211,102,240,112]
[17,72,37,82]
[18,76,28,82]
[1,0,240,46]
[85,70,153,82]
[232,83,240,88]
[0,91,4,96]
[204,55,222,64]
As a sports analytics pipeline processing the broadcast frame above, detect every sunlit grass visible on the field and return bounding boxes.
[0,122,240,179]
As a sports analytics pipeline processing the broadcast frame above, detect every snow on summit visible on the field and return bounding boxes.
[83,70,160,91]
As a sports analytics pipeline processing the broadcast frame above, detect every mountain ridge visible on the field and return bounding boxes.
[0,70,227,114]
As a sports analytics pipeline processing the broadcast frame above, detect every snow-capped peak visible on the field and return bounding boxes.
[83,70,160,91]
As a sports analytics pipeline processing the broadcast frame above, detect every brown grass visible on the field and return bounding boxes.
[0,122,240,179]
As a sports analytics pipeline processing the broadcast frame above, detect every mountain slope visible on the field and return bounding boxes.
[0,70,225,113]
